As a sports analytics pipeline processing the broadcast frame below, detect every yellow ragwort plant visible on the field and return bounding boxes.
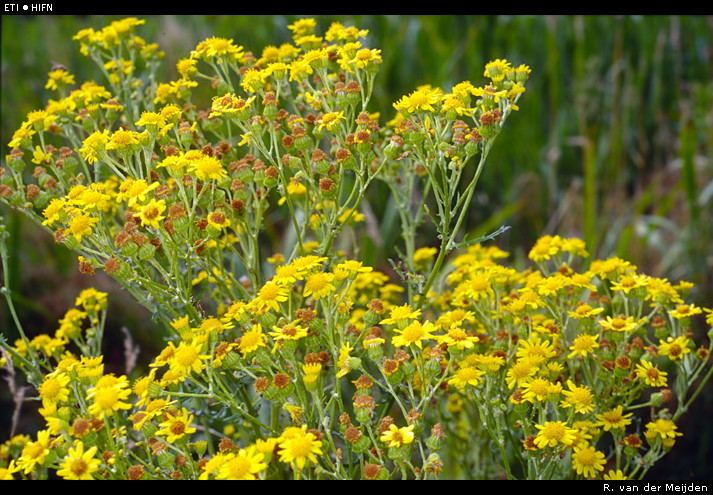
[0,17,711,480]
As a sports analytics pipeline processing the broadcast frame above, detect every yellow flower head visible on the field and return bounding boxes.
[57,441,101,480]
[278,425,323,471]
[380,424,415,448]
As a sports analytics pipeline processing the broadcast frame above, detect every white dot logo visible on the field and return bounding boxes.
[22,4,28,9]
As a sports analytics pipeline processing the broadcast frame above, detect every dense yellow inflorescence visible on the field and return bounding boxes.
[0,17,711,480]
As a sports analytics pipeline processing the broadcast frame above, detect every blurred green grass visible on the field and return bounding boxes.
[1,15,712,478]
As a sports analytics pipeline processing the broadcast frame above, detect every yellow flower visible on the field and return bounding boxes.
[645,418,682,443]
[333,260,372,280]
[169,339,208,377]
[669,304,702,320]
[136,199,166,229]
[505,359,537,389]
[253,281,289,313]
[207,210,231,230]
[302,363,322,386]
[57,441,101,480]
[658,336,691,361]
[484,58,512,83]
[316,111,345,132]
[210,93,253,118]
[75,287,108,312]
[534,421,577,449]
[191,155,227,181]
[597,406,633,432]
[392,320,435,348]
[413,246,438,264]
[106,129,140,152]
[79,130,110,164]
[437,327,479,350]
[611,274,648,294]
[278,425,323,471]
[176,57,198,79]
[157,408,197,443]
[561,380,595,414]
[240,69,268,93]
[216,447,268,480]
[117,178,160,207]
[528,235,563,262]
[568,303,604,319]
[522,378,561,403]
[0,460,19,480]
[45,68,75,90]
[87,374,132,418]
[393,86,443,113]
[635,360,668,387]
[604,469,628,480]
[68,214,98,242]
[516,335,556,366]
[303,272,336,300]
[192,37,245,61]
[238,324,267,356]
[39,372,71,407]
[448,366,485,390]
[287,18,317,38]
[571,443,606,478]
[568,334,599,358]
[599,315,638,333]
[270,322,309,342]
[8,123,35,149]
[336,343,354,378]
[17,430,52,474]
[380,424,415,448]
[380,304,421,325]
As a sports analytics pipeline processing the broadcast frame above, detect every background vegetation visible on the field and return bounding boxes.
[1,14,712,478]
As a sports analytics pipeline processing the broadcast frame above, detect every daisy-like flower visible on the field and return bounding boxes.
[137,199,166,229]
[597,405,633,432]
[448,366,485,390]
[437,327,479,350]
[17,430,52,474]
[379,424,415,448]
[253,281,290,313]
[380,304,421,325]
[169,339,208,377]
[191,155,227,181]
[568,303,604,319]
[157,408,197,443]
[571,443,606,479]
[568,334,599,358]
[635,360,668,387]
[534,421,578,449]
[56,441,101,480]
[270,322,309,342]
[599,315,638,333]
[38,372,71,407]
[316,111,345,132]
[392,320,436,348]
[303,272,336,300]
[216,447,268,480]
[238,324,267,356]
[505,359,537,389]
[522,378,561,403]
[516,335,556,365]
[645,419,682,443]
[278,425,323,471]
[669,304,702,320]
[561,380,595,414]
[87,374,132,419]
[658,336,691,361]
[604,469,628,480]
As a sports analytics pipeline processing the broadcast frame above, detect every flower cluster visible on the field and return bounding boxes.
[1,18,711,480]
